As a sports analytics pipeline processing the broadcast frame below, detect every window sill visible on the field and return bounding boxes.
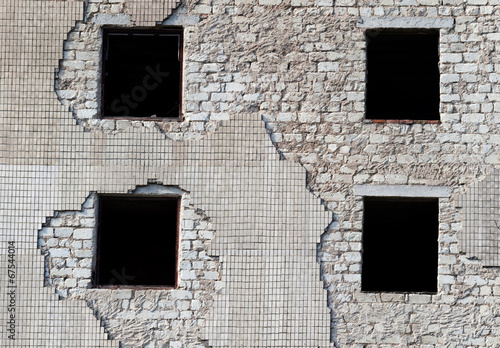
[101,116,184,122]
[360,290,437,294]
[95,285,177,290]
[355,291,437,304]
[364,119,441,124]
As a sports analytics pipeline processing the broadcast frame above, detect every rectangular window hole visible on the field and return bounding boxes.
[361,197,438,293]
[365,30,440,121]
[102,28,183,119]
[96,196,179,288]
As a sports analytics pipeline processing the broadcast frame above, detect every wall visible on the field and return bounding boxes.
[2,0,500,347]
[39,189,220,348]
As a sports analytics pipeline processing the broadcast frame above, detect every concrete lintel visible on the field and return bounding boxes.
[90,14,131,26]
[132,184,184,196]
[357,17,454,29]
[163,14,200,26]
[353,185,450,197]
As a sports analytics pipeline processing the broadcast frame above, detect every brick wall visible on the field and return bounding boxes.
[3,0,500,346]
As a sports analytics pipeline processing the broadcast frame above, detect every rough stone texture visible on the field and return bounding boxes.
[4,0,500,347]
[38,190,221,347]
[0,1,333,341]
[21,109,332,348]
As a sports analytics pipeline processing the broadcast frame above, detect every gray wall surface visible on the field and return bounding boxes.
[2,0,500,347]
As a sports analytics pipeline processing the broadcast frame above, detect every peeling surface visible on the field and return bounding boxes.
[39,190,220,347]
[5,0,500,346]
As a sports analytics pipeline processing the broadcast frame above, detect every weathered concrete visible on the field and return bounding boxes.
[353,185,451,197]
[357,16,455,28]
[4,0,500,347]
[90,13,131,25]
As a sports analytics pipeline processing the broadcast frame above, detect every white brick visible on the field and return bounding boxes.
[54,228,73,238]
[439,275,456,284]
[318,62,339,72]
[180,270,196,279]
[226,83,246,92]
[186,93,209,101]
[298,112,320,123]
[49,249,71,258]
[73,268,91,278]
[455,64,478,73]
[277,113,297,121]
[441,53,462,63]
[76,109,97,119]
[462,114,484,123]
[203,271,219,280]
[73,229,93,240]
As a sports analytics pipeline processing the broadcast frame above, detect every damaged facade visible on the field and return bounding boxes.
[2,0,500,347]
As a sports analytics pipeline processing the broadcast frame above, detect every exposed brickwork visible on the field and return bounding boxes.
[5,0,500,346]
[39,189,220,348]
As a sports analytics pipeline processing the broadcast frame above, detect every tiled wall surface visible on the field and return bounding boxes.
[457,169,500,266]
[0,2,331,347]
[127,0,183,26]
[37,190,224,347]
[0,1,117,347]
[4,0,500,346]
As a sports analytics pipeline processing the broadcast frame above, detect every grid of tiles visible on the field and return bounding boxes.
[127,0,182,26]
[0,0,333,347]
[0,2,118,347]
[456,170,500,266]
[171,117,333,347]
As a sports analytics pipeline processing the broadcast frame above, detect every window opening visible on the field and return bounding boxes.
[362,197,438,292]
[102,28,183,119]
[96,196,180,287]
[365,30,440,121]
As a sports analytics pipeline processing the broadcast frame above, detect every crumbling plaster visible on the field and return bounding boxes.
[33,110,333,348]
[38,188,220,348]
[11,0,500,346]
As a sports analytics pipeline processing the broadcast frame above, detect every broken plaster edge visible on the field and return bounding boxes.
[353,185,451,197]
[357,17,455,29]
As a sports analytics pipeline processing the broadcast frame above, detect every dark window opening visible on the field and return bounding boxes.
[96,196,179,287]
[366,30,440,121]
[102,28,182,119]
[362,197,438,293]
